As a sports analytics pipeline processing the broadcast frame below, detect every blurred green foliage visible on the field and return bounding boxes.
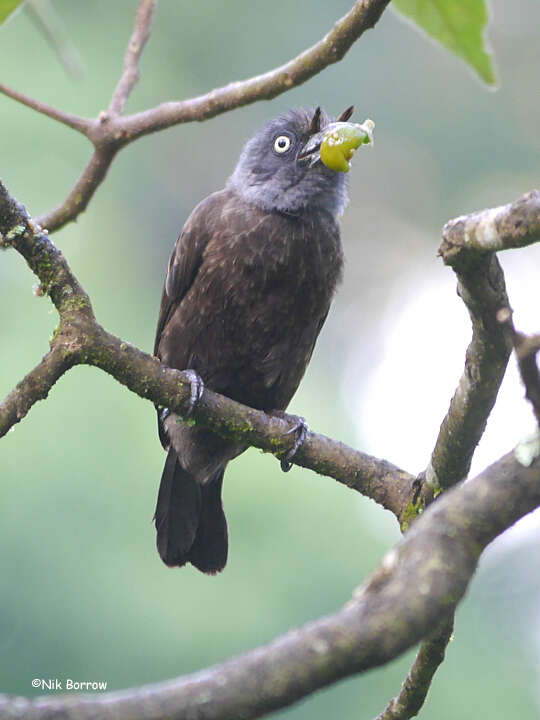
[0,0,24,24]
[393,0,495,85]
[1,1,540,718]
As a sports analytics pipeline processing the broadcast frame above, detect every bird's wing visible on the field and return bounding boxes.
[153,191,226,357]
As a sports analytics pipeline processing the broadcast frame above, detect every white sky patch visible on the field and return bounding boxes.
[349,246,540,545]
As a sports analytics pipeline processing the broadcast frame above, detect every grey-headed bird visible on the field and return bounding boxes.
[154,106,373,572]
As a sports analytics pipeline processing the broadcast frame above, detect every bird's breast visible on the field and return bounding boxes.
[166,205,343,409]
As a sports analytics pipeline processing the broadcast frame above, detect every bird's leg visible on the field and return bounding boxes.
[281,417,308,472]
[270,411,309,472]
[181,369,205,417]
[159,370,204,424]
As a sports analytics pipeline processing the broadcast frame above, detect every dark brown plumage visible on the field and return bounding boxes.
[154,107,349,573]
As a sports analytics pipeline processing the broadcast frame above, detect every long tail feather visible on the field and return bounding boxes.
[154,450,228,573]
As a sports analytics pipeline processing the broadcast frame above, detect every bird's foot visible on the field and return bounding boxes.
[271,412,308,472]
[182,369,205,417]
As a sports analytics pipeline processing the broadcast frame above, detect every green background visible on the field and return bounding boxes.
[1,1,540,717]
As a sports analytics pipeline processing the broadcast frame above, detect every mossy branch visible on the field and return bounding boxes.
[425,190,540,494]
[0,178,416,519]
[374,189,540,719]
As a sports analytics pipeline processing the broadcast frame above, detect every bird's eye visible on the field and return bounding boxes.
[274,135,291,154]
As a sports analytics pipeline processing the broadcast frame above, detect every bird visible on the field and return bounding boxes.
[153,105,373,573]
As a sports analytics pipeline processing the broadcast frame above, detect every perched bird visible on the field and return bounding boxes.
[154,106,373,573]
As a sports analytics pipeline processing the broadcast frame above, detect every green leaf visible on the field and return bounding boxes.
[392,0,496,86]
[0,0,25,24]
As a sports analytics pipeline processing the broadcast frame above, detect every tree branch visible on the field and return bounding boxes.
[109,0,157,115]
[513,331,540,427]
[86,323,416,516]
[2,0,391,232]
[36,146,119,231]
[117,0,392,139]
[373,616,454,720]
[0,177,416,519]
[376,189,540,719]
[0,183,93,320]
[0,81,90,134]
[440,189,540,258]
[0,343,76,431]
[1,450,538,720]
[425,253,513,493]
[425,190,540,494]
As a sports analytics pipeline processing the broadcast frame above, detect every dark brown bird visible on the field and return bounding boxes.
[154,106,362,573]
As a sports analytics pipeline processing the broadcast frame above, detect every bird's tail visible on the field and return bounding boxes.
[154,448,228,573]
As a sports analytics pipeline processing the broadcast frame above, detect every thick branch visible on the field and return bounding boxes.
[440,189,540,259]
[1,451,538,720]
[379,190,540,716]
[426,253,513,491]
[87,324,416,515]
[109,0,157,115]
[426,190,540,493]
[0,178,416,518]
[0,181,93,321]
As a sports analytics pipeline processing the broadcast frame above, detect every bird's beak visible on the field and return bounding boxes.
[298,119,375,173]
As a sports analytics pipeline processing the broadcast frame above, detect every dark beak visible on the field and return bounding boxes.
[297,134,324,166]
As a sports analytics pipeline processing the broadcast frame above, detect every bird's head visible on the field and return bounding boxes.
[228,106,373,218]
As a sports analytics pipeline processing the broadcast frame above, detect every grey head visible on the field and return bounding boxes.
[228,107,350,218]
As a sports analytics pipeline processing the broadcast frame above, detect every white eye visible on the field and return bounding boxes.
[274,135,291,153]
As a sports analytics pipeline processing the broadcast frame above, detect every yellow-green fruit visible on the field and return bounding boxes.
[320,120,374,172]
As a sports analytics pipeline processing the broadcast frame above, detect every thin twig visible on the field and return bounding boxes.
[0,344,77,432]
[118,0,392,139]
[374,616,454,720]
[36,145,119,230]
[109,0,157,115]
[513,332,540,426]
[3,0,391,232]
[27,0,84,79]
[0,82,90,134]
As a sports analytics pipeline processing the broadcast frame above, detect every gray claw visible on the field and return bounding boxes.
[183,369,204,417]
[280,417,308,472]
